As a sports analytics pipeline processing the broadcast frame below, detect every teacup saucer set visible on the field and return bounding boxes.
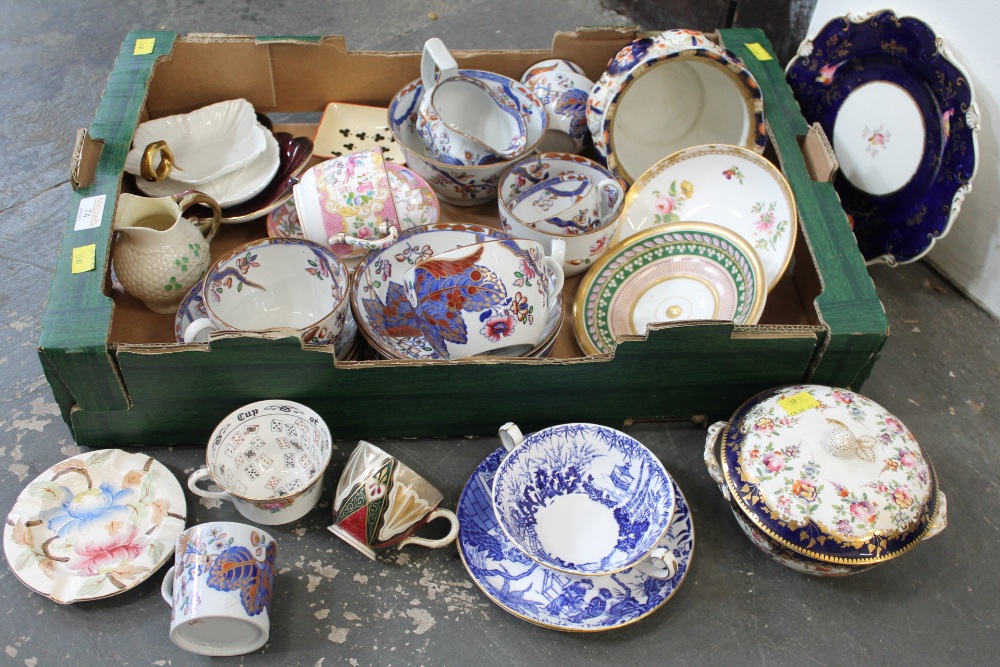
[6,12,976,655]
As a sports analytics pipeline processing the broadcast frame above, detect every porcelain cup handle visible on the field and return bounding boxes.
[187,467,233,503]
[704,421,731,501]
[498,422,524,453]
[421,37,459,92]
[397,508,459,550]
[139,140,180,182]
[174,190,222,244]
[545,238,566,295]
[925,491,948,540]
[329,223,399,251]
[183,317,219,344]
[596,178,622,222]
[160,566,175,605]
[631,547,678,580]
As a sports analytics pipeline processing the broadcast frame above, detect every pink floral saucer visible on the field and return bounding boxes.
[3,449,187,604]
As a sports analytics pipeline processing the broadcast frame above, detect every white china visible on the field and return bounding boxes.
[574,223,767,355]
[618,143,797,291]
[704,384,947,575]
[3,449,187,604]
[402,238,565,359]
[508,173,616,234]
[160,522,276,655]
[328,441,459,560]
[521,59,593,153]
[124,98,267,185]
[388,69,547,205]
[183,238,350,347]
[498,152,625,276]
[416,38,528,165]
[188,400,333,525]
[132,124,281,207]
[588,30,766,184]
[492,422,678,579]
[112,191,221,314]
[458,447,694,631]
[313,101,407,164]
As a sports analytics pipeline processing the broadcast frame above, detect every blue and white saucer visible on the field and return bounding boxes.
[457,447,694,631]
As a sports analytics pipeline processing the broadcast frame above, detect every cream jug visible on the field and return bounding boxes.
[112,191,221,314]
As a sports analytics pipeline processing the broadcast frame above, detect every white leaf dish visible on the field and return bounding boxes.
[132,124,280,207]
[124,98,267,185]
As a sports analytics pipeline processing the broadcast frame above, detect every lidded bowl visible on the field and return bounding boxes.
[704,384,946,576]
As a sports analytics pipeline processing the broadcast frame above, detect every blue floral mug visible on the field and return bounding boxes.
[160,522,277,656]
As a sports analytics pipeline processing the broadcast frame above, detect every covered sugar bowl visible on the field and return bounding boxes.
[704,384,946,576]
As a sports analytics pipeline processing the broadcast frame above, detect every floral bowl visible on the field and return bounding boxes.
[388,71,548,205]
[704,384,947,576]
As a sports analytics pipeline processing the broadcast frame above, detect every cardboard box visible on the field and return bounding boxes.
[39,28,888,447]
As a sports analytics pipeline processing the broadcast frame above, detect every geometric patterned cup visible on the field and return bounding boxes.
[188,400,332,526]
[160,522,277,656]
[328,441,458,560]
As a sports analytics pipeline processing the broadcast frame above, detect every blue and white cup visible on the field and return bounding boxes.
[160,522,277,656]
[493,422,679,579]
[520,59,594,154]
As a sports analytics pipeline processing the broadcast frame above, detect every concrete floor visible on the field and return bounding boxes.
[2,2,999,665]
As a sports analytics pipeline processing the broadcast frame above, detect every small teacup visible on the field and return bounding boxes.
[508,173,618,234]
[520,59,594,154]
[416,38,528,165]
[329,440,459,560]
[188,400,333,525]
[160,521,277,656]
[402,238,565,359]
[182,237,350,346]
[493,422,679,579]
[293,148,401,261]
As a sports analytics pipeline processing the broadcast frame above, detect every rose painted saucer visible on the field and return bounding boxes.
[457,447,693,632]
[618,144,795,291]
[786,10,979,264]
[3,449,187,604]
[313,102,406,164]
[174,279,358,360]
[267,162,440,245]
[352,223,564,360]
[574,223,766,355]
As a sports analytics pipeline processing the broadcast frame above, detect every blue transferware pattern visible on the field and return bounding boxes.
[352,224,563,360]
[786,10,979,264]
[492,423,675,576]
[509,176,597,234]
[458,447,693,631]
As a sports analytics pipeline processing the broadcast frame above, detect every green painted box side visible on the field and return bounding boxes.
[720,30,889,387]
[70,325,819,446]
[38,31,178,412]
[41,29,888,446]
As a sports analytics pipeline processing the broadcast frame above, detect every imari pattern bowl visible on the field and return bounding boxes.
[574,222,766,355]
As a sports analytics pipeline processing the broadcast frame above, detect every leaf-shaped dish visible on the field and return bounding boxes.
[3,449,187,604]
[124,98,267,185]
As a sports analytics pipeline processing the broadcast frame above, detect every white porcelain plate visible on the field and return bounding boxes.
[125,98,267,185]
[3,449,187,604]
[313,102,406,164]
[458,447,694,631]
[132,124,281,207]
[618,144,797,291]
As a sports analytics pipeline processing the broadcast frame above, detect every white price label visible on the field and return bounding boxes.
[74,194,106,231]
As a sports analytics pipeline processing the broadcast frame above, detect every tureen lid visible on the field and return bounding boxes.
[721,384,941,564]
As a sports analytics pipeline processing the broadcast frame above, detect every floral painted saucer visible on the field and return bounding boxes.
[267,162,440,244]
[786,10,979,264]
[457,447,694,631]
[3,449,187,604]
[617,144,796,291]
[574,223,766,355]
[351,223,564,360]
[174,279,358,360]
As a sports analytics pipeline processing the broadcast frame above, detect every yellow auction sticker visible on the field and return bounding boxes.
[71,244,97,274]
[745,42,772,61]
[778,391,820,416]
[134,38,156,55]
